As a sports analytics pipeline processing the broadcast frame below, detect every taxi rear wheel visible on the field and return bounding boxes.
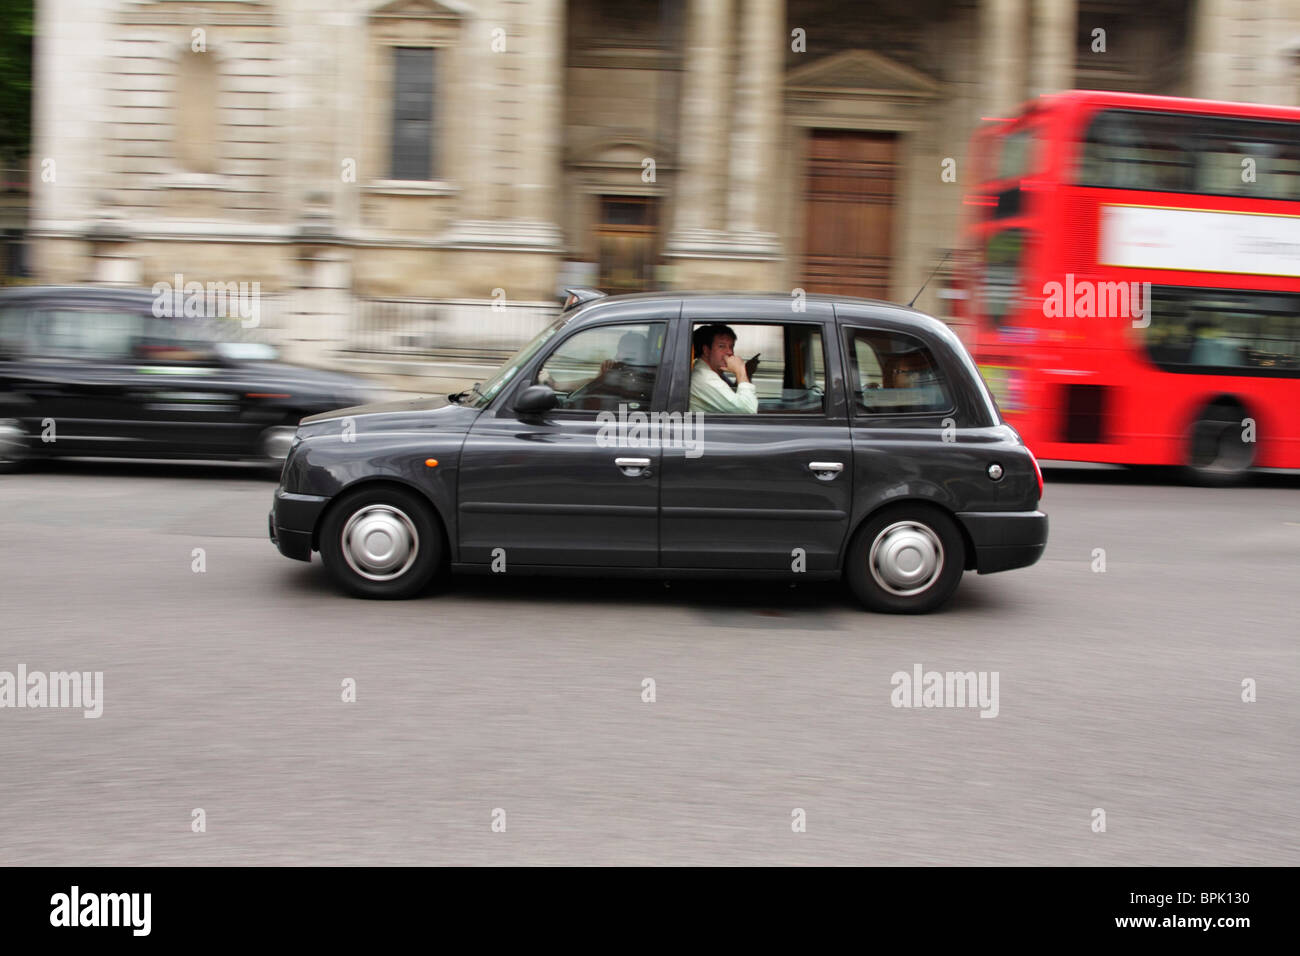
[319,486,442,599]
[845,504,964,614]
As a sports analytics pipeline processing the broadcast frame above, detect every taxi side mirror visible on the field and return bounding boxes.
[513,384,558,414]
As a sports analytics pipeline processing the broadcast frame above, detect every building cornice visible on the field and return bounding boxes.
[663,228,783,262]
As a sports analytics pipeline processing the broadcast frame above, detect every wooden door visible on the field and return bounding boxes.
[801,130,897,299]
[595,197,659,294]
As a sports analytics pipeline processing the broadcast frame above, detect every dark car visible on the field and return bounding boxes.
[270,290,1047,613]
[0,286,381,471]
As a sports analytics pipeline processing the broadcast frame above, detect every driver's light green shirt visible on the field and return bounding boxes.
[689,358,758,414]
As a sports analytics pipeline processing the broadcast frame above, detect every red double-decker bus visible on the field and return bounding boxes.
[958,90,1300,482]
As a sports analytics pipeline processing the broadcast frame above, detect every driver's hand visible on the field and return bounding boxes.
[600,359,614,374]
[723,353,749,383]
[744,354,760,380]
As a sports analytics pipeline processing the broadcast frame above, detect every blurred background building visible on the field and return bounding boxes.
[16,0,1300,388]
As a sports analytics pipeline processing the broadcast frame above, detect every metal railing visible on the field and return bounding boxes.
[338,296,560,361]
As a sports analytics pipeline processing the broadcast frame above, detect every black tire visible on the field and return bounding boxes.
[0,419,30,474]
[318,485,443,599]
[844,504,965,614]
[1183,399,1255,487]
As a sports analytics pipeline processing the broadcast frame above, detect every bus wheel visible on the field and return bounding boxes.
[1184,399,1254,486]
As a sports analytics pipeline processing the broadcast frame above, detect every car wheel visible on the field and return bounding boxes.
[845,504,965,614]
[319,486,442,599]
[0,419,29,474]
[1183,400,1254,486]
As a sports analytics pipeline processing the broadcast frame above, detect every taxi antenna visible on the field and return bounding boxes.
[907,250,952,309]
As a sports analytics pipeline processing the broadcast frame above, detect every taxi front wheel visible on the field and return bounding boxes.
[845,504,965,614]
[319,486,443,599]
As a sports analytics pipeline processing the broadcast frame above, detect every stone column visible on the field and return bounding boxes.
[1190,0,1236,101]
[1030,0,1076,97]
[1193,0,1300,105]
[442,0,563,302]
[668,0,734,237]
[515,0,564,227]
[728,0,785,235]
[982,0,1027,117]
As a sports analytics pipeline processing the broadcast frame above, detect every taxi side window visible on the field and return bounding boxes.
[535,322,666,413]
[691,321,827,414]
[847,328,953,415]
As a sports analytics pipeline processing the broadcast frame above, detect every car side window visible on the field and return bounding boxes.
[689,321,827,414]
[134,317,221,364]
[0,307,35,358]
[847,328,953,415]
[535,321,666,413]
[32,309,144,360]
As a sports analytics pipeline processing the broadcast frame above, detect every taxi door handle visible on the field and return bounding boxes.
[615,457,652,478]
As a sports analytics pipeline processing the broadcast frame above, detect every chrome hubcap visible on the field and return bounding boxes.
[341,505,419,582]
[261,426,297,461]
[869,520,944,596]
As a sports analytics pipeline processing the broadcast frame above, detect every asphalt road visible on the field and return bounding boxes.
[1,460,1296,865]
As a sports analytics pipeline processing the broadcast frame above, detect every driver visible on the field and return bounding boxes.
[689,324,758,414]
[539,331,647,396]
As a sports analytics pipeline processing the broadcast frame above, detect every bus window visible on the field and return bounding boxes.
[1082,109,1300,201]
[981,229,1027,328]
[1143,289,1300,376]
[1082,110,1195,192]
[1197,117,1300,200]
[988,126,1040,220]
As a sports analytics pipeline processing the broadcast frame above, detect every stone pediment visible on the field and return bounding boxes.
[369,0,470,21]
[786,50,940,98]
[568,129,666,169]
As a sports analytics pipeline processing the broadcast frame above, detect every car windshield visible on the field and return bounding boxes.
[464,314,569,408]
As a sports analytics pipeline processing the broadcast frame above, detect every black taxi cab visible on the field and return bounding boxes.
[270,290,1047,613]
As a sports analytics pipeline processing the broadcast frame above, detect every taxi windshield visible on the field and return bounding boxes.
[465,314,570,408]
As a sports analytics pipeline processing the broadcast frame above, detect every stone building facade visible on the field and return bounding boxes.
[29,0,1300,377]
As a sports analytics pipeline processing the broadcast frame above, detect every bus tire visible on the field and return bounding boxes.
[1183,398,1255,487]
